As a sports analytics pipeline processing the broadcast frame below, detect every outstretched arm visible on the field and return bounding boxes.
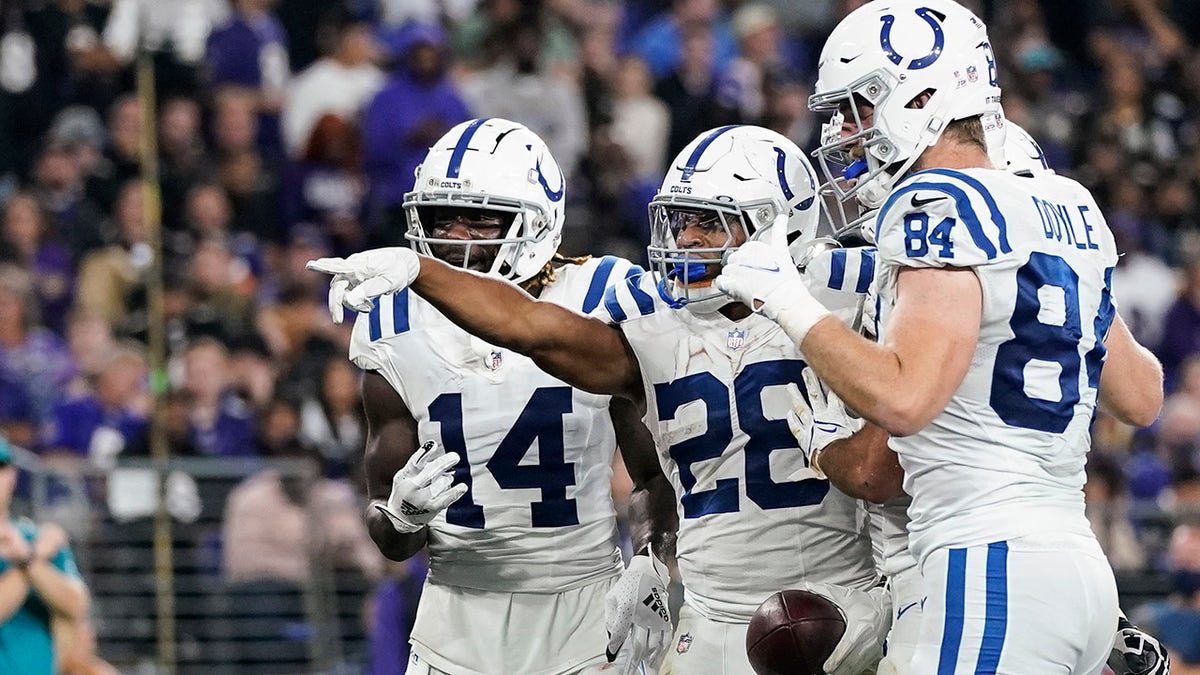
[412,257,641,398]
[309,250,642,399]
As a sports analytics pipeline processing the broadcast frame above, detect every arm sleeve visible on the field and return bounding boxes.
[586,258,664,325]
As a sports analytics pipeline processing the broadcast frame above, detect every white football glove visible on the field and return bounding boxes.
[714,239,832,345]
[1109,616,1170,675]
[375,440,469,534]
[605,549,673,675]
[306,247,422,324]
[802,582,891,675]
[786,367,864,479]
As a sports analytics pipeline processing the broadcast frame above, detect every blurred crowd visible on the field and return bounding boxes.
[2,0,1200,670]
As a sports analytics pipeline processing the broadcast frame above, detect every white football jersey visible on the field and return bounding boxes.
[805,246,917,579]
[596,263,876,622]
[873,168,1118,565]
[350,257,633,593]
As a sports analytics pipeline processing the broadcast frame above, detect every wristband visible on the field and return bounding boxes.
[774,296,833,348]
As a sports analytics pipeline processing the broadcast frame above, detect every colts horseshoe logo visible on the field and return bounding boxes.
[536,158,564,202]
[879,7,945,71]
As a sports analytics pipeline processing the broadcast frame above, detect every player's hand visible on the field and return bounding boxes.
[715,239,805,320]
[786,368,864,479]
[715,233,832,345]
[604,549,673,675]
[374,441,468,534]
[306,248,421,324]
[803,582,890,675]
[1109,616,1170,675]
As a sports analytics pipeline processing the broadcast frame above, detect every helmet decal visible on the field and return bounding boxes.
[445,117,489,178]
[773,147,795,201]
[536,158,564,202]
[879,8,945,71]
[680,125,739,182]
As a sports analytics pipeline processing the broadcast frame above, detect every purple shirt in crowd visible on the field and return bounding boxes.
[47,397,148,456]
[0,328,76,429]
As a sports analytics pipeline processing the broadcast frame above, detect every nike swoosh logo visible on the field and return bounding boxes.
[896,601,921,620]
[910,194,947,208]
[743,264,780,273]
[840,54,862,64]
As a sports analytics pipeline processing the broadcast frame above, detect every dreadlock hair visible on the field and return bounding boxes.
[520,253,593,295]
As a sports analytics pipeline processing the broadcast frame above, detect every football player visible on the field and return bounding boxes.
[318,118,676,675]
[796,120,1171,675]
[716,2,1164,673]
[309,125,890,675]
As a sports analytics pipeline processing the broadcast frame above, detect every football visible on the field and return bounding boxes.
[746,589,847,675]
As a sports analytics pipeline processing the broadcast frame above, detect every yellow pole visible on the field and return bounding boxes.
[136,52,176,675]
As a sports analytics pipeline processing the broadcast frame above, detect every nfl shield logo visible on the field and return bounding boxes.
[727,328,745,350]
[967,65,979,82]
[487,350,503,371]
[676,633,693,654]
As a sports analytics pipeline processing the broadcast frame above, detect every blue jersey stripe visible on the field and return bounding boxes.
[446,118,489,179]
[368,297,382,341]
[392,290,410,335]
[937,548,968,675]
[582,256,619,314]
[921,169,1012,254]
[879,182,999,260]
[976,542,1009,674]
[602,284,627,323]
[680,125,738,182]
[625,266,656,316]
[828,249,847,289]
[856,249,876,293]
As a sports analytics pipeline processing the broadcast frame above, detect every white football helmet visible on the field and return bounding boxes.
[809,0,1002,235]
[647,125,821,314]
[403,118,566,284]
[1000,121,1052,176]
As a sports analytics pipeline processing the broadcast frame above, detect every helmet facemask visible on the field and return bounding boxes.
[403,189,552,281]
[648,193,782,314]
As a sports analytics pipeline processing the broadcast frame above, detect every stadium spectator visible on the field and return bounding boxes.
[28,143,105,265]
[1159,263,1200,390]
[73,180,150,328]
[451,0,579,75]
[0,192,74,334]
[84,94,142,215]
[0,265,75,431]
[1085,453,1146,571]
[1135,523,1200,669]
[156,96,209,231]
[222,401,382,585]
[629,0,737,80]
[0,371,35,451]
[281,113,368,255]
[298,357,364,478]
[653,19,727,162]
[43,343,149,469]
[280,15,382,159]
[362,22,469,243]
[0,436,90,675]
[178,336,256,457]
[460,12,587,178]
[204,0,289,110]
